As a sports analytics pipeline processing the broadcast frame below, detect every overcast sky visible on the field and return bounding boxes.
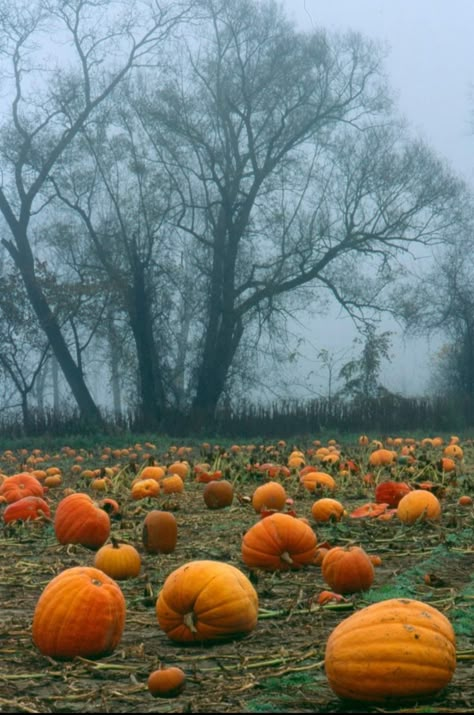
[273,0,474,398]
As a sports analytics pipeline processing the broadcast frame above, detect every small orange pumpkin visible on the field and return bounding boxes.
[147,665,186,698]
[3,495,51,523]
[300,471,336,492]
[131,478,161,500]
[94,538,141,580]
[54,493,110,550]
[368,449,396,467]
[251,481,287,513]
[32,566,126,660]
[203,480,234,509]
[161,474,185,494]
[311,498,345,523]
[396,489,441,524]
[321,545,374,594]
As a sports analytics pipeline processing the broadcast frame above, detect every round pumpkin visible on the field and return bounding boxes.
[241,512,318,571]
[368,449,396,467]
[148,665,186,698]
[299,471,336,492]
[131,478,160,500]
[32,566,126,660]
[3,495,51,524]
[142,510,177,554]
[161,474,185,494]
[324,597,456,703]
[156,560,258,643]
[396,489,441,524]
[0,472,44,503]
[203,480,234,509]
[94,538,141,580]
[251,481,287,513]
[54,493,110,550]
[321,545,374,594]
[311,498,345,523]
[374,480,411,507]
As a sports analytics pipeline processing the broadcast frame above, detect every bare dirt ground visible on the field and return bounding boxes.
[1,440,473,713]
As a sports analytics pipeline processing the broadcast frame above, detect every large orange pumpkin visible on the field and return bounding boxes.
[324,597,456,702]
[241,512,317,571]
[156,560,258,643]
[32,566,126,660]
[321,545,374,594]
[54,493,110,550]
[299,471,336,492]
[396,489,441,524]
[3,495,50,523]
[0,472,44,503]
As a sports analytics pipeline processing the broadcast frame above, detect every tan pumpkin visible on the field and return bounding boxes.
[241,512,317,571]
[396,489,441,524]
[142,510,178,554]
[32,566,126,660]
[203,480,234,509]
[94,538,141,580]
[321,545,374,594]
[147,665,186,698]
[156,560,258,643]
[324,597,456,703]
[251,481,287,513]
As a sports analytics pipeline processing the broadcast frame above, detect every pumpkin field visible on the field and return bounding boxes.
[1,434,473,713]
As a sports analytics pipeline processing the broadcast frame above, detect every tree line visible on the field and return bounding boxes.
[0,0,472,435]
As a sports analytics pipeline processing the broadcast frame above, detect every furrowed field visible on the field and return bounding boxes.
[1,434,473,713]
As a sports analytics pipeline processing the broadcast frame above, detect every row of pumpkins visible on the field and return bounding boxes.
[0,462,459,705]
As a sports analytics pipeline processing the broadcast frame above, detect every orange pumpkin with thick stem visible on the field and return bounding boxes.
[147,665,186,698]
[324,597,456,703]
[241,512,317,571]
[322,545,374,594]
[396,489,441,524]
[156,560,258,643]
[32,566,126,660]
[94,538,141,580]
[54,493,110,550]
[251,481,287,513]
[142,511,177,554]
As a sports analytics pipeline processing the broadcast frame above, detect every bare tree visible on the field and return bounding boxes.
[0,0,194,427]
[136,0,465,421]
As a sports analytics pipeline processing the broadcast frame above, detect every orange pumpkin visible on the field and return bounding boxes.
[321,545,374,594]
[54,493,110,550]
[156,560,258,643]
[311,498,345,523]
[142,510,178,554]
[368,449,396,467]
[140,465,166,481]
[94,538,141,580]
[396,489,441,524]
[3,495,51,523]
[161,474,185,494]
[300,471,336,492]
[241,512,318,571]
[324,598,456,702]
[0,472,44,503]
[203,480,234,509]
[32,566,126,660]
[147,665,186,698]
[251,481,287,513]
[131,478,161,500]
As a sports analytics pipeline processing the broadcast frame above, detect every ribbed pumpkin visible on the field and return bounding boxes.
[241,512,317,571]
[251,481,287,513]
[203,480,234,509]
[311,498,345,522]
[32,566,126,660]
[374,480,412,507]
[131,478,160,500]
[3,495,51,523]
[161,474,185,494]
[397,489,441,524]
[324,598,456,703]
[156,560,258,643]
[147,665,186,698]
[321,545,374,594]
[142,510,177,554]
[299,471,336,492]
[94,538,141,580]
[0,472,44,503]
[54,493,110,550]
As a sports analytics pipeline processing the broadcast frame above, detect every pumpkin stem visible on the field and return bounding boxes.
[280,551,294,565]
[111,536,121,549]
[183,611,198,633]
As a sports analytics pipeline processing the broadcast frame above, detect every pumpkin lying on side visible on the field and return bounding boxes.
[156,560,258,643]
[325,597,456,703]
[241,512,317,571]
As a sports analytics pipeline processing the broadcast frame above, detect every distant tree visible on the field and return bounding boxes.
[0,0,194,428]
[337,325,394,400]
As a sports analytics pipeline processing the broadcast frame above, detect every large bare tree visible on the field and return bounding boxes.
[0,0,193,426]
